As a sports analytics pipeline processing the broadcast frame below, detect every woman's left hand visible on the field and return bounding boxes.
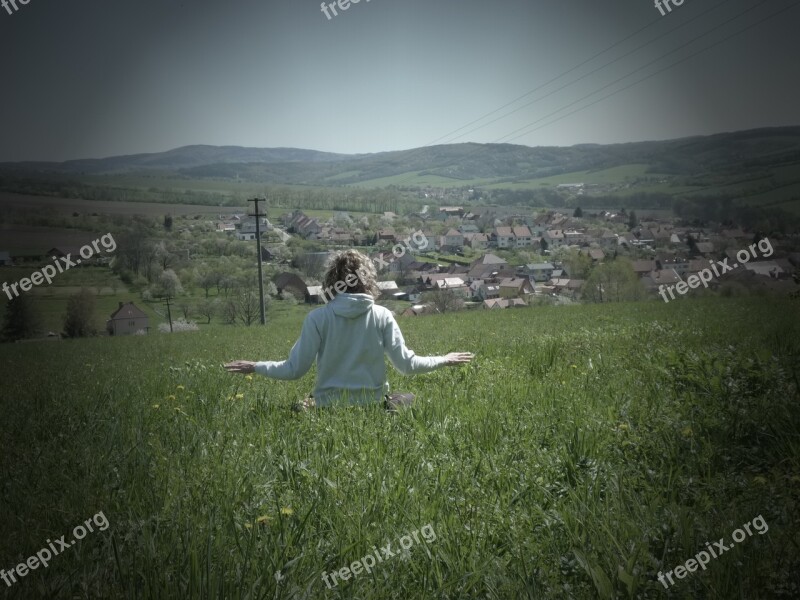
[224,360,256,374]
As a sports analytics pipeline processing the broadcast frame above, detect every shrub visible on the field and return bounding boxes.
[158,319,199,333]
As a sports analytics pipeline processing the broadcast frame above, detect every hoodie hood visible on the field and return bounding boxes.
[328,293,374,318]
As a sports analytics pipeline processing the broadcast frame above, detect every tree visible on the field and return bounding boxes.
[155,269,183,298]
[686,234,699,255]
[113,232,150,277]
[154,241,175,271]
[197,299,218,324]
[540,238,549,253]
[197,267,218,298]
[421,289,463,313]
[562,248,592,279]
[164,214,173,231]
[1,294,41,341]
[573,207,583,218]
[222,299,238,325]
[63,288,97,338]
[234,286,262,326]
[141,242,160,283]
[177,300,192,320]
[293,252,328,280]
[218,274,236,297]
[628,210,638,230]
[583,260,645,303]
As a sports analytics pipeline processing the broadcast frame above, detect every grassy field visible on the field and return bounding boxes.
[0,225,105,255]
[0,191,372,226]
[352,173,497,188]
[0,297,798,599]
[0,192,242,217]
[481,165,656,190]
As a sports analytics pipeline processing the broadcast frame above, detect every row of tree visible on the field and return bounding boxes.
[1,290,99,342]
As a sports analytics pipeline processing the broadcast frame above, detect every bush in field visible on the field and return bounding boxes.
[158,318,199,333]
[1,294,41,341]
[282,292,298,306]
[62,288,97,338]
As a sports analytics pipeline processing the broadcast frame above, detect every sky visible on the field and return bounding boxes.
[0,0,798,162]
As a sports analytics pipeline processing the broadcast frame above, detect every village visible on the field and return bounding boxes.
[216,202,799,315]
[2,196,797,338]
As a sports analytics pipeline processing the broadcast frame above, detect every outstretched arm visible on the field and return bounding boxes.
[383,317,473,375]
[442,352,474,365]
[224,317,322,380]
[224,360,256,374]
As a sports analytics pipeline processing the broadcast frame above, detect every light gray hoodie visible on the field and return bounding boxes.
[254,293,447,406]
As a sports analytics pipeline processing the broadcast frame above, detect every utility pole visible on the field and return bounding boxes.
[248,197,267,325]
[164,296,174,332]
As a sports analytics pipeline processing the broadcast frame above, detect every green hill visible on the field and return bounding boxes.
[1,297,798,598]
[3,126,800,192]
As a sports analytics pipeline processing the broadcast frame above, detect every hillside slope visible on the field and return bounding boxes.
[0,298,798,598]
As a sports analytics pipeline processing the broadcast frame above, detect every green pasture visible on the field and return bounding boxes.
[0,297,798,598]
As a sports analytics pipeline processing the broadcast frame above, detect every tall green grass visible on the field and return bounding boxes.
[0,298,798,598]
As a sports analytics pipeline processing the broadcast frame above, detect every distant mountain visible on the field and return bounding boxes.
[2,127,800,187]
[1,145,354,174]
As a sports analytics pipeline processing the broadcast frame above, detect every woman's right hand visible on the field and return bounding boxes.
[443,352,474,366]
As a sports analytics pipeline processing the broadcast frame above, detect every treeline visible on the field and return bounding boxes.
[672,196,800,233]
[265,186,423,215]
[0,173,428,215]
[484,188,674,210]
[0,174,242,206]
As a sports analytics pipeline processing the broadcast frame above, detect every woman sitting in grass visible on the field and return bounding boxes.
[224,249,473,410]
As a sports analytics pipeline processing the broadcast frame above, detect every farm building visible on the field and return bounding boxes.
[274,272,310,302]
[107,302,149,336]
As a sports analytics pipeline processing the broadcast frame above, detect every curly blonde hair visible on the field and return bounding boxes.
[323,249,381,299]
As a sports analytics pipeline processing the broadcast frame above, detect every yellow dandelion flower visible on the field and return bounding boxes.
[570,364,577,369]
[245,375,253,381]
[152,404,160,410]
[280,507,294,516]
[168,394,176,401]
[618,423,629,431]
[245,515,272,530]
[235,393,244,400]
[176,385,185,391]
[681,426,693,438]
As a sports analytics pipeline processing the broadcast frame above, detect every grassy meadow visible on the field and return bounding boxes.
[0,297,799,599]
